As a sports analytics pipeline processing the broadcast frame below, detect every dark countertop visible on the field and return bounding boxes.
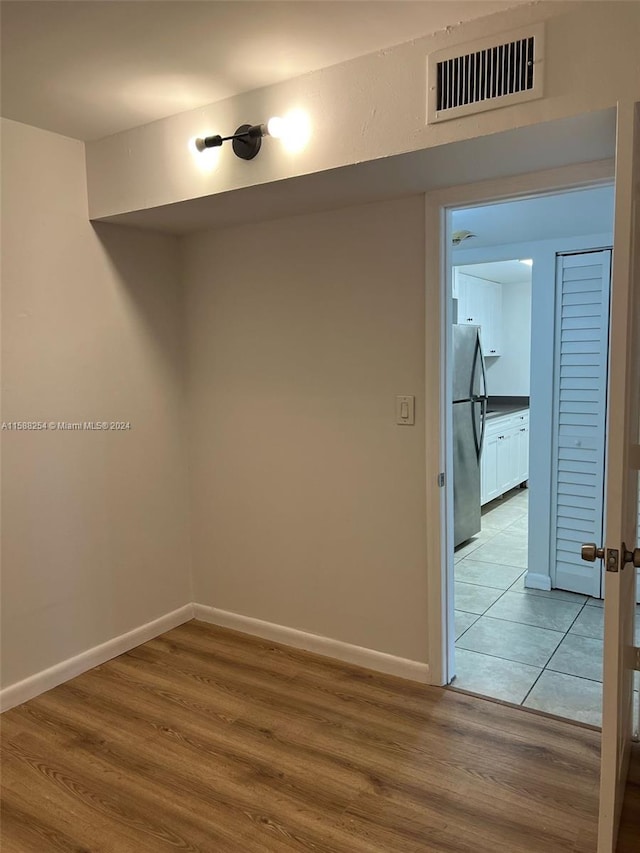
[485,396,530,421]
[485,406,529,420]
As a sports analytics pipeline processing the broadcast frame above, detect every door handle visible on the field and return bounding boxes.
[622,544,640,568]
[581,543,617,572]
[581,543,605,562]
[582,543,640,571]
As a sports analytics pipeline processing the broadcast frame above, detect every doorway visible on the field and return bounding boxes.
[446,186,617,726]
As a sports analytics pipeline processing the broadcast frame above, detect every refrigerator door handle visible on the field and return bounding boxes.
[478,397,487,460]
[470,332,487,399]
[478,335,488,459]
[471,331,488,461]
[479,336,488,398]
[471,397,486,462]
[471,397,480,460]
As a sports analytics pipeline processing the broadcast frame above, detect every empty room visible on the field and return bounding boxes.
[1,2,639,852]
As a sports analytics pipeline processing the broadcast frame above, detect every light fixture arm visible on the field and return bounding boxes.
[195,124,267,159]
[193,113,309,163]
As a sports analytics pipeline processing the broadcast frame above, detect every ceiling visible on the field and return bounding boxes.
[452,185,615,250]
[456,260,532,285]
[1,0,526,141]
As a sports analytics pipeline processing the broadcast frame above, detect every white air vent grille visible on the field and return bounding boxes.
[428,24,544,124]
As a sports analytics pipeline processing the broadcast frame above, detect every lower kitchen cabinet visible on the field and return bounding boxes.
[481,410,529,505]
[482,432,500,503]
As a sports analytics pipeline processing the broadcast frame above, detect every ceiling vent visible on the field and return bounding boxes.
[427,24,544,124]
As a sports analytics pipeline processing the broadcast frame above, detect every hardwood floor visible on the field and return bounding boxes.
[0,619,616,852]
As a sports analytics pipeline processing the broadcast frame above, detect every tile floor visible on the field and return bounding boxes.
[452,488,640,728]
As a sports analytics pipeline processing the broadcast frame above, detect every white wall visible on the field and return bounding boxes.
[86,1,640,219]
[485,280,532,396]
[1,119,192,689]
[183,196,429,662]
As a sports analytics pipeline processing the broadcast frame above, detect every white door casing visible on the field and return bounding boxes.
[425,158,615,687]
[598,100,640,853]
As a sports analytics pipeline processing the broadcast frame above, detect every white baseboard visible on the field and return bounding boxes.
[193,604,430,683]
[524,571,552,591]
[0,603,194,713]
[1,602,430,712]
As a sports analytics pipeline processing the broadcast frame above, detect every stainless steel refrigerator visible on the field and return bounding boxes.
[453,324,488,547]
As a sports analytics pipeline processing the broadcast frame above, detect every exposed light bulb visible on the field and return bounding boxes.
[519,259,533,266]
[266,116,285,139]
[188,134,221,172]
[281,110,311,153]
[265,111,311,153]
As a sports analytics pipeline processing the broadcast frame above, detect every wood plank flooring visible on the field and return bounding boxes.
[0,619,626,852]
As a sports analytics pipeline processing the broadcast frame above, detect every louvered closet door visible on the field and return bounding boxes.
[551,250,611,597]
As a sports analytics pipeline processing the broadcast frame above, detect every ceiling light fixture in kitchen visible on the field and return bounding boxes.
[452,230,476,246]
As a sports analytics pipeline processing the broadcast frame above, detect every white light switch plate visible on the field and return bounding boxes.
[396,395,415,425]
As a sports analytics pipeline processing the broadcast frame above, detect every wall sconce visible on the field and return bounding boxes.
[195,116,284,160]
[193,112,310,161]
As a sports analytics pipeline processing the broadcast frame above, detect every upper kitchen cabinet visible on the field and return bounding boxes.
[454,271,502,357]
[482,280,502,357]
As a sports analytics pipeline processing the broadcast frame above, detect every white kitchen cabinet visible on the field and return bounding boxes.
[456,274,481,326]
[455,271,502,356]
[481,410,529,505]
[496,430,516,494]
[481,432,500,504]
[482,280,502,357]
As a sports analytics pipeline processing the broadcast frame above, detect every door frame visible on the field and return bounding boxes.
[424,158,616,687]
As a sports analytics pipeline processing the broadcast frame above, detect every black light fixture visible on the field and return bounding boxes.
[195,119,282,160]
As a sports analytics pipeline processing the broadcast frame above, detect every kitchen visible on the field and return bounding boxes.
[452,257,531,551]
[447,186,621,724]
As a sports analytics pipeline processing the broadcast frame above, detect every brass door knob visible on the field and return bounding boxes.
[623,544,640,568]
[581,543,605,562]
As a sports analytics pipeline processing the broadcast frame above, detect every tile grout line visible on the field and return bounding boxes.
[454,570,526,642]
[544,668,603,686]
[539,598,594,673]
[454,508,527,641]
[455,646,542,671]
[456,590,584,634]
[520,666,548,707]
[456,489,528,563]
[453,612,482,643]
[455,490,606,721]
[456,611,569,671]
[520,599,592,707]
